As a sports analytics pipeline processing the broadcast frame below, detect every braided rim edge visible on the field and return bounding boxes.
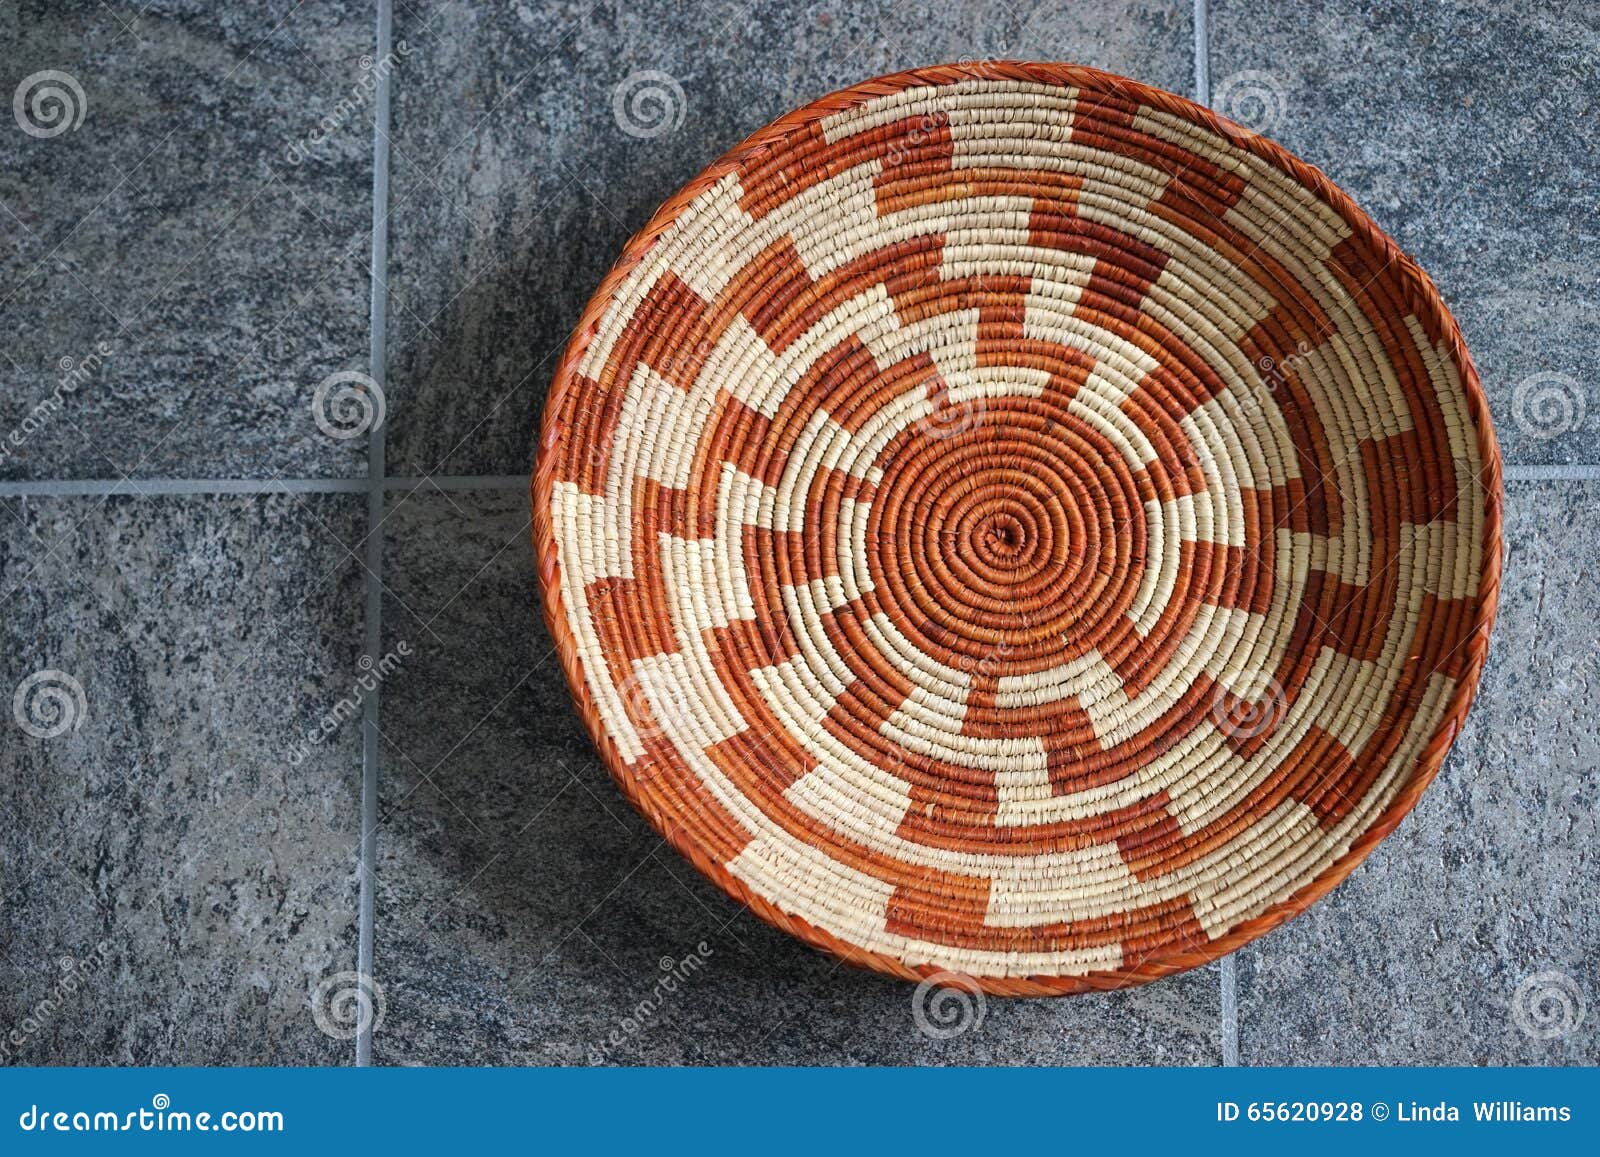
[530,60,1505,997]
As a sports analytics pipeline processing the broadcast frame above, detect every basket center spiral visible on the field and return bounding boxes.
[538,66,1496,988]
[868,388,1149,675]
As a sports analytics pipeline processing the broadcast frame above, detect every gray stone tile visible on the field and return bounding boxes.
[0,1,375,481]
[1211,0,1600,465]
[383,0,1196,478]
[1236,481,1600,1065]
[0,492,366,1064]
[374,488,1222,1066]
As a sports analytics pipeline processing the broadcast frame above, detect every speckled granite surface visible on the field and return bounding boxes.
[1,0,1596,1067]
[0,493,365,1063]
[0,1,374,480]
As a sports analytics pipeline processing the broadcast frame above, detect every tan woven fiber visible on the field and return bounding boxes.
[532,62,1503,995]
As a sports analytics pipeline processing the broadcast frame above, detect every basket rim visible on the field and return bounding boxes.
[531,59,1505,996]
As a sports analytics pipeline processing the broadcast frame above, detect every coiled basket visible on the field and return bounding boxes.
[533,62,1501,994]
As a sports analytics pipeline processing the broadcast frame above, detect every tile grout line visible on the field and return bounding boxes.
[1501,464,1600,481]
[356,0,394,1070]
[1195,0,1238,1069]
[1220,955,1239,1066]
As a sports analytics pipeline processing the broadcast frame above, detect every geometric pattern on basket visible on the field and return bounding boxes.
[536,65,1499,992]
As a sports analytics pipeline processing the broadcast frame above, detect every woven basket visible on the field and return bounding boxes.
[533,62,1502,995]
